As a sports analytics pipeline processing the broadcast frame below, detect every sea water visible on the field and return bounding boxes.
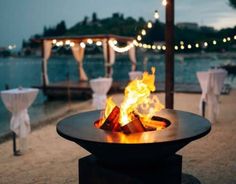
[0,55,235,137]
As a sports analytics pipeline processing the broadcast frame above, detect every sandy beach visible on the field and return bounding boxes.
[0,91,236,184]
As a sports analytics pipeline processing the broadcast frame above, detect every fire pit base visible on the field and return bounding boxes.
[79,154,182,184]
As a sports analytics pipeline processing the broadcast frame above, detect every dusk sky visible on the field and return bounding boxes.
[0,0,235,49]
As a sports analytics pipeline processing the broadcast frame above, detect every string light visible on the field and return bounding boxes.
[87,39,93,44]
[65,40,71,45]
[108,40,134,53]
[147,22,152,28]
[162,0,167,6]
[80,42,86,48]
[96,41,102,46]
[136,34,235,51]
[133,40,139,46]
[52,39,57,44]
[154,10,159,19]
[56,41,63,47]
[137,35,142,41]
[162,45,166,50]
[69,42,75,47]
[141,29,146,36]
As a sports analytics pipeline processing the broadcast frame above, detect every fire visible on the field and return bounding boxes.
[119,67,157,126]
[100,67,164,128]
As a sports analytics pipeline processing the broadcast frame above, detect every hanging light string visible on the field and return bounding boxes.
[133,9,236,51]
[51,38,135,53]
[134,35,236,51]
[108,40,134,53]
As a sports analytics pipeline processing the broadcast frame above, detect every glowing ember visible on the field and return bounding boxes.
[98,67,164,132]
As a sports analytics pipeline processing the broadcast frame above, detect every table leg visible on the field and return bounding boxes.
[202,101,206,117]
[12,132,21,156]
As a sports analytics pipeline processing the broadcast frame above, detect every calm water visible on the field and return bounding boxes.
[0,55,235,136]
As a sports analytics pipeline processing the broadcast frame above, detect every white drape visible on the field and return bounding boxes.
[71,43,88,81]
[43,40,52,85]
[103,40,115,77]
[128,43,137,71]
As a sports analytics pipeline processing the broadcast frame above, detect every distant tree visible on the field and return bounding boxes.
[82,16,89,25]
[120,14,124,20]
[92,12,98,23]
[55,20,67,35]
[22,39,27,48]
[229,0,236,9]
[112,13,120,19]
[138,17,145,24]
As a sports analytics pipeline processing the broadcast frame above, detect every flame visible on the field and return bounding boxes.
[104,97,116,118]
[119,67,158,126]
[100,67,164,127]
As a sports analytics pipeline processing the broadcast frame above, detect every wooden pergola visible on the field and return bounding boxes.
[38,34,136,99]
[41,34,135,85]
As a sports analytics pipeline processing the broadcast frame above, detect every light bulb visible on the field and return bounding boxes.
[162,0,167,6]
[147,22,152,29]
[141,29,146,36]
[154,10,159,19]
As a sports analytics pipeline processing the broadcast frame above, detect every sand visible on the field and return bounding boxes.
[0,91,236,184]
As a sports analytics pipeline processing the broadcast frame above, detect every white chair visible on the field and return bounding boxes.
[128,71,143,81]
[89,77,112,109]
[197,69,227,123]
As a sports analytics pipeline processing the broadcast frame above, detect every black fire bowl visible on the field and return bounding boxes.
[57,109,211,165]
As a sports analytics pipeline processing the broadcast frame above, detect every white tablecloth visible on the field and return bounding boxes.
[89,78,112,109]
[1,88,38,137]
[197,69,227,123]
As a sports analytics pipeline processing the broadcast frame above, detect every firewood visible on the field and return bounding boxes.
[100,106,121,131]
[121,116,146,134]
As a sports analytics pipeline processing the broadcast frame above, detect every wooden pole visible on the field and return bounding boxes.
[165,0,175,109]
[41,41,46,89]
[106,39,111,77]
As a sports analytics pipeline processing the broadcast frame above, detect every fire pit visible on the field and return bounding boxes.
[57,69,211,183]
[57,109,210,183]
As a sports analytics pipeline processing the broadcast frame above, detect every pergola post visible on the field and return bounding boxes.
[106,38,111,77]
[41,41,46,89]
[165,0,175,109]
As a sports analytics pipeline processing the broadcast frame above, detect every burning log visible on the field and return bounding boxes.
[100,106,121,131]
[121,115,146,134]
[98,106,167,134]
